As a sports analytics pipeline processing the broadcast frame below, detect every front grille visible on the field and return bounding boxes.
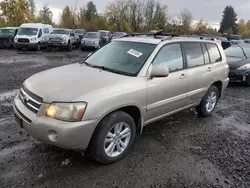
[50,37,62,42]
[0,38,9,46]
[19,87,43,114]
[17,38,30,43]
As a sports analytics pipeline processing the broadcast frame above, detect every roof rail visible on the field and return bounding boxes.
[122,30,179,40]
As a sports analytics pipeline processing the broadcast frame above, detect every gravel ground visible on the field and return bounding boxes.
[0,49,250,188]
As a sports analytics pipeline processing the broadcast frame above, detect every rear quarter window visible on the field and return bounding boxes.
[206,43,222,63]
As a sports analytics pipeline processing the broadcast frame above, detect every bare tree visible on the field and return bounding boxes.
[179,9,193,33]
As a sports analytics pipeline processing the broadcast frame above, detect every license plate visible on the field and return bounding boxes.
[14,114,23,128]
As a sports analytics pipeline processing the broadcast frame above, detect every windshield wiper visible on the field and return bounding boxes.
[93,65,134,76]
[80,61,93,67]
[80,62,134,76]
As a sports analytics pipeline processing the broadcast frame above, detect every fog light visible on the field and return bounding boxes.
[243,75,246,81]
[48,130,59,142]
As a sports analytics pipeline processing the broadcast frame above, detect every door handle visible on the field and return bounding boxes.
[207,67,212,72]
[179,74,187,79]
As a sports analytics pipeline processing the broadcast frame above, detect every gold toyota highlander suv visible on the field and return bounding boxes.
[13,33,229,164]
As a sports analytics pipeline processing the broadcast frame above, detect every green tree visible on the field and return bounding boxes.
[37,4,53,25]
[219,6,238,34]
[0,16,6,27]
[0,0,30,26]
[179,9,193,34]
[59,6,75,28]
[86,1,97,21]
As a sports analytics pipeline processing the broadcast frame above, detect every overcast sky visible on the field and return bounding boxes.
[36,0,250,28]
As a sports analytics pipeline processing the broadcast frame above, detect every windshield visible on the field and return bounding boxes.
[99,32,108,37]
[85,41,156,76]
[18,28,38,36]
[0,29,15,36]
[85,33,99,39]
[75,30,84,34]
[52,30,69,35]
[224,45,250,58]
[113,33,126,37]
[228,35,241,40]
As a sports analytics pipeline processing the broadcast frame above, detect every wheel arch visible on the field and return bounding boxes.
[212,81,223,97]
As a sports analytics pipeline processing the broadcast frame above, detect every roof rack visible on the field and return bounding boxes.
[122,30,219,42]
[122,30,179,41]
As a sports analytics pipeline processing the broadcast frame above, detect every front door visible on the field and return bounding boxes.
[146,43,189,123]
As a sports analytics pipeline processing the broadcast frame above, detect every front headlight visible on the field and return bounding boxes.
[237,63,250,70]
[45,102,87,122]
[30,37,37,41]
[14,37,18,41]
[63,36,67,41]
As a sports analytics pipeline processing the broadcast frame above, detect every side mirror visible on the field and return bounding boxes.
[150,66,169,78]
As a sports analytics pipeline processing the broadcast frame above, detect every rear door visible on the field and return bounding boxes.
[183,42,215,104]
[146,43,189,123]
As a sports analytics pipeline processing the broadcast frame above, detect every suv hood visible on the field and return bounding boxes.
[227,57,249,69]
[23,64,130,103]
[83,38,99,42]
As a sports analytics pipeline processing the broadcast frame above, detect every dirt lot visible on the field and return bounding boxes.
[0,49,250,188]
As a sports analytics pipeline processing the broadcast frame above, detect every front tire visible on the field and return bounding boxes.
[89,111,136,164]
[196,86,219,117]
[245,76,250,87]
[36,43,41,51]
[68,41,72,52]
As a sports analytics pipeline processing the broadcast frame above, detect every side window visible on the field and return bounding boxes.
[183,42,204,68]
[201,43,210,64]
[38,29,42,38]
[43,28,49,34]
[206,43,222,63]
[152,43,184,72]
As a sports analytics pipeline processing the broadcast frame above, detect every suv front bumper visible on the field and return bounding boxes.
[13,95,99,150]
[47,41,68,47]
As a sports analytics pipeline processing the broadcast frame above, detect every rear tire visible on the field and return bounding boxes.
[89,111,136,164]
[196,86,219,117]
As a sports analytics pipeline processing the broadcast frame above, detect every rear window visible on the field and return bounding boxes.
[206,43,222,63]
[183,42,204,68]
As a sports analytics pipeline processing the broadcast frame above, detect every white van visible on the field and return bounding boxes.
[14,23,52,50]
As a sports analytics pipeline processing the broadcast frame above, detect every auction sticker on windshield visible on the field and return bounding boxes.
[127,49,143,58]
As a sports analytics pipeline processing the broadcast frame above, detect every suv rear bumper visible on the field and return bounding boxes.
[13,95,99,150]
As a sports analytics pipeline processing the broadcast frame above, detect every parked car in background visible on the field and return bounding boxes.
[74,29,86,42]
[14,34,229,164]
[98,30,111,43]
[223,34,241,41]
[47,28,79,51]
[216,36,231,49]
[81,32,104,50]
[112,32,128,40]
[0,27,18,48]
[225,43,250,86]
[14,23,52,50]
